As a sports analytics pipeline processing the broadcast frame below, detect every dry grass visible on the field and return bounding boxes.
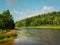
[0,29,17,45]
[0,38,15,45]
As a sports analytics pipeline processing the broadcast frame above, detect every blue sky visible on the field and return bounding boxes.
[0,0,60,22]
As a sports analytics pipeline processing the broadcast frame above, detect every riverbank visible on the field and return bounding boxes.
[0,38,15,45]
[18,25,60,29]
[0,29,17,45]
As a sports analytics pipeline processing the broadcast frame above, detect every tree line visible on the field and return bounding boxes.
[0,10,15,29]
[15,11,60,27]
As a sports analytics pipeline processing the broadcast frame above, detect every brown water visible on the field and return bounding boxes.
[13,28,60,45]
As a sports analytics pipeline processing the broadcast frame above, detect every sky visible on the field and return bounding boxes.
[0,0,60,22]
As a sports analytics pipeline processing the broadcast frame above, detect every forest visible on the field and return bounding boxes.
[15,11,60,27]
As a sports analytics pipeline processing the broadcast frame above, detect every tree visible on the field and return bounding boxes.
[0,10,15,29]
[0,14,3,28]
[15,11,60,27]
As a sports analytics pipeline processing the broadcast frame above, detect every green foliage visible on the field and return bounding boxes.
[15,11,60,27]
[0,10,15,29]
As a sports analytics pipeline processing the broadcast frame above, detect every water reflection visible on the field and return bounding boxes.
[13,28,60,45]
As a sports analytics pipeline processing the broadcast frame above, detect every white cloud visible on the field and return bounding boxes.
[11,6,55,22]
[40,6,55,14]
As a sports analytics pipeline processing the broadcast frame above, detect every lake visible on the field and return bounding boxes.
[13,28,60,45]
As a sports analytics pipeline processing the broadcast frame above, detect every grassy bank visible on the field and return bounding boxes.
[0,38,15,45]
[19,25,60,28]
[0,29,17,45]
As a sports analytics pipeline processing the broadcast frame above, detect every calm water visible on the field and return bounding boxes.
[13,28,60,45]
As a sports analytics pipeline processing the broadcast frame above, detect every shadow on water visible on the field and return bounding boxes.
[13,28,60,45]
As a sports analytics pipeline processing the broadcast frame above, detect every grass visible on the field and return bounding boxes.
[0,29,17,45]
[0,38,15,45]
[19,25,60,28]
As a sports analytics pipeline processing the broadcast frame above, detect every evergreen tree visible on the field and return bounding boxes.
[0,10,15,29]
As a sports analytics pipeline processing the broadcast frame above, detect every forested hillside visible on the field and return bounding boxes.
[15,12,60,27]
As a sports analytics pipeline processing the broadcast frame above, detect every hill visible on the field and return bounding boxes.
[15,11,60,28]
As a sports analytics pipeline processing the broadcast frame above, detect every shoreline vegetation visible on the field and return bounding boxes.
[0,29,17,45]
[0,10,16,45]
[18,25,60,29]
[16,12,60,28]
